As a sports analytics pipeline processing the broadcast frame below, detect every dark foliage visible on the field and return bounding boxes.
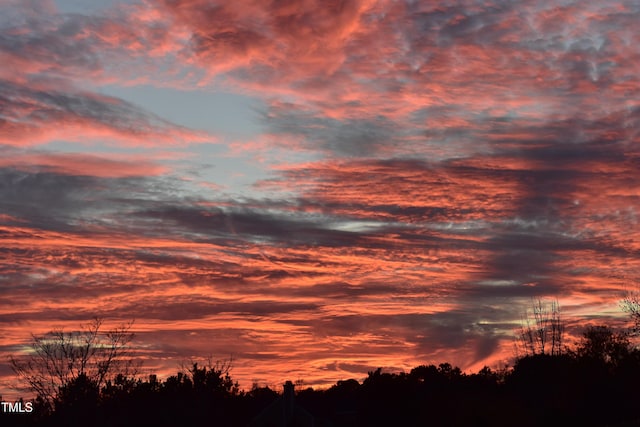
[6,324,640,427]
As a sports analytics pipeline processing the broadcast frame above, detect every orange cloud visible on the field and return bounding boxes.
[0,151,168,177]
[3,0,640,400]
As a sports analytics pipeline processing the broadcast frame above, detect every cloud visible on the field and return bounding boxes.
[0,2,209,147]
[0,79,208,146]
[0,0,181,84]
[0,148,168,177]
[3,0,640,397]
[156,0,372,79]
[262,101,405,156]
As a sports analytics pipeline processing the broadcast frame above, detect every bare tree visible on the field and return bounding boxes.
[622,289,640,336]
[549,299,564,356]
[9,318,136,409]
[517,299,564,357]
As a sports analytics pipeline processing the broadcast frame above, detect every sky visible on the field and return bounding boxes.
[1,0,640,398]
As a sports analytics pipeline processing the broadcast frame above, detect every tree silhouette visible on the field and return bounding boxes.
[52,373,101,425]
[574,325,633,368]
[9,317,136,412]
[188,359,239,397]
[7,315,640,427]
[517,299,564,357]
[622,289,640,336]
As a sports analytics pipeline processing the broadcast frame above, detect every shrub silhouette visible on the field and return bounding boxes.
[8,322,640,426]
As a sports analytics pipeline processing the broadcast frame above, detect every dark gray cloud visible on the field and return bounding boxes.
[0,168,101,230]
[0,167,165,231]
[263,103,404,156]
[134,203,408,247]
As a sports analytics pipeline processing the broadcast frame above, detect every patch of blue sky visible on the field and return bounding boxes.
[40,140,155,154]
[53,0,126,14]
[98,84,264,140]
[40,79,320,199]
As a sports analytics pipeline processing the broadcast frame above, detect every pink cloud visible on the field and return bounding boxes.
[0,82,210,147]
[156,0,375,79]
[2,0,640,400]
[0,151,169,177]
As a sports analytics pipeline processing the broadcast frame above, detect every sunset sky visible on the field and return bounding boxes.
[2,0,640,399]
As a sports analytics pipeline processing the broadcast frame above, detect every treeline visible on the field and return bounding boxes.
[5,301,640,427]
[3,324,640,426]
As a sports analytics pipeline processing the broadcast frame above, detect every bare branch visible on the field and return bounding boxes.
[516,299,565,357]
[9,318,136,407]
[622,289,640,336]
